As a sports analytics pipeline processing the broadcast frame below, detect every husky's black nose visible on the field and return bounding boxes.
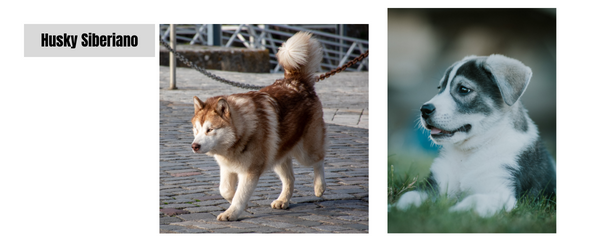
[421,104,436,119]
[191,143,201,152]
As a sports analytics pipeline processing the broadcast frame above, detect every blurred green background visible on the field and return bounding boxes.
[388,8,556,166]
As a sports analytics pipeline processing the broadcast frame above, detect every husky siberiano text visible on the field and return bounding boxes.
[395,54,556,217]
[190,32,326,221]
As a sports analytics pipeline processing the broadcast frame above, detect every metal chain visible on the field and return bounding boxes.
[160,38,369,89]
[160,38,265,90]
[317,50,369,82]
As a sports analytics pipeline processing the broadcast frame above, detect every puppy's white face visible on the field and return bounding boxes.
[421,57,507,146]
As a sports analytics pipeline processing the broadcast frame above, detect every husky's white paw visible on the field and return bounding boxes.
[314,183,325,197]
[217,209,238,221]
[270,199,290,209]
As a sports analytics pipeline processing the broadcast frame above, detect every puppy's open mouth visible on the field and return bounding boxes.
[426,124,471,138]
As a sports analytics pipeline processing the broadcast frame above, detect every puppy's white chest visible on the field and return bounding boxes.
[433,148,517,197]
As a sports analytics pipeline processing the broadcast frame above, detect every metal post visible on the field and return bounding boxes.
[207,24,221,46]
[339,24,345,66]
[169,24,177,90]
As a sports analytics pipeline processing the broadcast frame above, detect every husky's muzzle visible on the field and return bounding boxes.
[420,103,471,138]
[191,143,201,153]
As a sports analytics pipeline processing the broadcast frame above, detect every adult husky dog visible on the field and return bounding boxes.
[395,54,556,217]
[190,32,327,221]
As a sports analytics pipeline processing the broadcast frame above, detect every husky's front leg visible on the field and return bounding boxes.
[219,168,238,203]
[217,172,259,221]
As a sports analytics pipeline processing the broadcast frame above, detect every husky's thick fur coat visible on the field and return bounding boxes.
[191,32,326,221]
[395,54,556,217]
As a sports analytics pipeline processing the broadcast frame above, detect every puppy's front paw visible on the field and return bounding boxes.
[270,199,289,209]
[216,210,238,221]
[396,191,427,210]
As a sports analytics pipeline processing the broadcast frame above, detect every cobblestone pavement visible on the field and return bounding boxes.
[159,66,368,233]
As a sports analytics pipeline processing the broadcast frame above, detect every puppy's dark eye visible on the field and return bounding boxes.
[206,128,213,134]
[437,86,441,90]
[458,86,471,94]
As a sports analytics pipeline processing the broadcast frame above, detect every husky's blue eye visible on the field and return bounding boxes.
[458,86,471,94]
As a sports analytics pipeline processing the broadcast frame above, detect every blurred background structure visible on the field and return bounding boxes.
[159,24,368,73]
[388,9,556,159]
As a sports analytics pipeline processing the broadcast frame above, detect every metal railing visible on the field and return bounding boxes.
[159,24,369,73]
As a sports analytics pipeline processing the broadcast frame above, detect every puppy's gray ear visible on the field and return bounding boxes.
[483,54,532,106]
[193,96,204,114]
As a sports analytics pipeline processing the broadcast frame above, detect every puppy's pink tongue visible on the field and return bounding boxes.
[430,128,442,134]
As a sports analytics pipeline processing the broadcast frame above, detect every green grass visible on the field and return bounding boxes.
[388,152,556,233]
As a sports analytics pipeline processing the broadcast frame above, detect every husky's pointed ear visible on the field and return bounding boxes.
[483,54,532,106]
[193,96,204,114]
[215,98,230,119]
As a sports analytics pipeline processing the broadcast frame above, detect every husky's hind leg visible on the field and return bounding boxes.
[293,137,326,197]
[312,160,326,197]
[271,157,295,209]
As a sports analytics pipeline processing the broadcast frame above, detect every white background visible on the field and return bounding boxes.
[2,0,597,239]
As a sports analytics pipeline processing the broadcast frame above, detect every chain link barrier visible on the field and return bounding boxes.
[160,38,369,90]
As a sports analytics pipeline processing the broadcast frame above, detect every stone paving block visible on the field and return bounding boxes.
[336,214,369,222]
[160,216,182,225]
[162,179,195,185]
[316,218,357,226]
[331,188,366,195]
[318,199,366,207]
[298,214,333,222]
[285,227,322,233]
[160,203,196,209]
[171,171,202,177]
[247,226,288,233]
[291,196,323,204]
[172,221,228,230]
[321,193,356,200]
[311,225,355,232]
[258,221,298,229]
[172,193,206,200]
[212,228,256,233]
[160,224,209,233]
[184,206,222,213]
[344,223,369,231]
[177,213,214,222]
[224,222,264,229]
[160,208,190,216]
[287,202,321,211]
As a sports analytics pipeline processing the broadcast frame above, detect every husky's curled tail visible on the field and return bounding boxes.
[276,32,323,86]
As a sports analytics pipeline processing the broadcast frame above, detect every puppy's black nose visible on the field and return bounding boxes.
[420,104,435,119]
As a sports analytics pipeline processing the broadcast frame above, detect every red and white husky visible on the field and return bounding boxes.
[191,32,327,221]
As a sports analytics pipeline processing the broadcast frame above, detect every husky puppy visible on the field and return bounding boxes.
[395,54,556,217]
[190,32,327,221]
